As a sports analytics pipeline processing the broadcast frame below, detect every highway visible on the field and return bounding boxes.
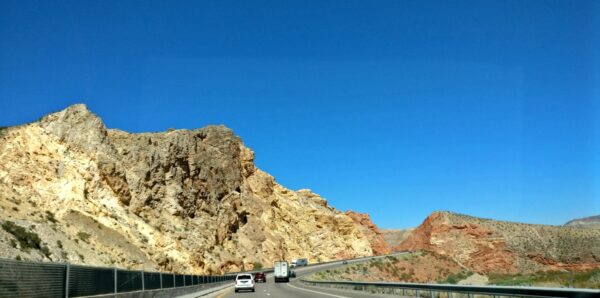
[200,254,407,298]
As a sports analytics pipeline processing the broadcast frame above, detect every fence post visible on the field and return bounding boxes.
[141,270,145,291]
[64,264,70,298]
[114,268,118,294]
[160,272,163,289]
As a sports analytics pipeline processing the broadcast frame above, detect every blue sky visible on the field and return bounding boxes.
[0,1,598,228]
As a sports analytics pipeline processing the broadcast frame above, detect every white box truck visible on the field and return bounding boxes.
[274,261,290,282]
[291,258,308,267]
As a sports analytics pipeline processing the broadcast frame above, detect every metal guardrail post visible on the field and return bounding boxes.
[114,268,117,294]
[160,272,163,289]
[141,270,145,291]
[64,263,70,298]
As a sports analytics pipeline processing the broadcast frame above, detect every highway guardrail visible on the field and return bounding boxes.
[0,258,234,297]
[301,279,600,298]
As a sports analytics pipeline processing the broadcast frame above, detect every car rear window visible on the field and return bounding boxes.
[237,275,252,280]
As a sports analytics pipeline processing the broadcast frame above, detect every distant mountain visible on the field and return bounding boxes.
[397,211,600,274]
[565,215,600,229]
[380,228,414,249]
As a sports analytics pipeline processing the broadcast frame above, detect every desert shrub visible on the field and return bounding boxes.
[1,221,42,251]
[46,211,57,223]
[77,232,91,242]
[386,256,399,262]
[0,126,10,139]
[253,262,263,270]
[40,245,51,258]
[443,271,474,284]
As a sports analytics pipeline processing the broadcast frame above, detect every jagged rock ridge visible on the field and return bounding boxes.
[0,104,376,274]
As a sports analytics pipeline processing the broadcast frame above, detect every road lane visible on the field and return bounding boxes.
[203,253,408,298]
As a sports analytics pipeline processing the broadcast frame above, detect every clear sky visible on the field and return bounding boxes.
[1,1,598,228]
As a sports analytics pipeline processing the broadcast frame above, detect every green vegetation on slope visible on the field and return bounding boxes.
[306,251,600,289]
[307,252,468,284]
[441,271,475,284]
[1,221,50,257]
[489,270,600,289]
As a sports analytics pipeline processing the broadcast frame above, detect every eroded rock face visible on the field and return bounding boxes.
[0,104,373,273]
[397,212,600,274]
[345,211,391,255]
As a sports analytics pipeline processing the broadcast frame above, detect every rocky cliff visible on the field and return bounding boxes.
[0,104,375,274]
[345,211,391,255]
[397,212,600,274]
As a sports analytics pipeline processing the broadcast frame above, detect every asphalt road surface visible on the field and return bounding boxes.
[203,253,407,298]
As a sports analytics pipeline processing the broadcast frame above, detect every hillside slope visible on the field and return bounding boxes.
[0,104,375,274]
[565,215,600,229]
[397,212,600,274]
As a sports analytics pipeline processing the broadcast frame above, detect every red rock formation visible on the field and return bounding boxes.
[397,212,517,274]
[397,211,600,274]
[346,211,391,255]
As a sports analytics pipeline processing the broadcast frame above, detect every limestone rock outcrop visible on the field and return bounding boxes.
[0,104,374,273]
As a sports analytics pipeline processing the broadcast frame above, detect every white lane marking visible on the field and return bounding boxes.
[287,282,350,298]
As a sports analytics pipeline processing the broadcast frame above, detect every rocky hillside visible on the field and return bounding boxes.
[0,104,376,274]
[308,252,472,284]
[565,215,600,229]
[397,212,600,274]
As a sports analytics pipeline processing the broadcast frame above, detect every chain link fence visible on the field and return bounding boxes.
[0,258,235,297]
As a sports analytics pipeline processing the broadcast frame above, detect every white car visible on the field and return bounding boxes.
[234,274,255,293]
